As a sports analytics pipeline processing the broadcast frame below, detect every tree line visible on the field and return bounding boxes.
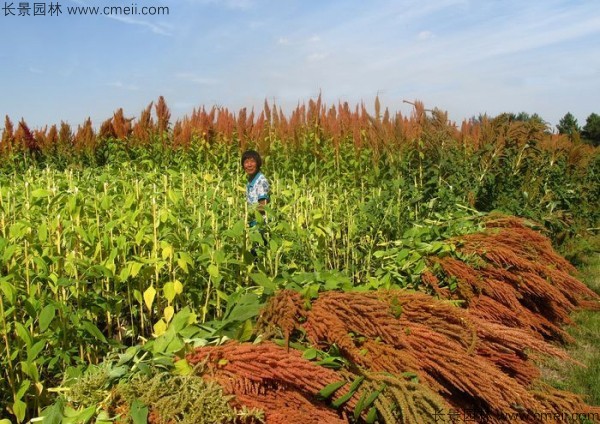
[556,112,600,147]
[471,111,599,147]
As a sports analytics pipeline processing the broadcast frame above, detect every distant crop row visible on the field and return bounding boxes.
[1,96,596,160]
[1,96,597,236]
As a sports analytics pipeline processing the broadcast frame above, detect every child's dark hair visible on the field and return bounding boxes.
[241,150,262,169]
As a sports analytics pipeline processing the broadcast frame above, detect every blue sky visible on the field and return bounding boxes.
[1,0,599,130]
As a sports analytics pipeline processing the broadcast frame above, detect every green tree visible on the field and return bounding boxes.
[510,112,546,125]
[556,112,580,136]
[582,113,600,147]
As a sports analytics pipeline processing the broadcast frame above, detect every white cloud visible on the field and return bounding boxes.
[417,31,434,41]
[106,15,172,36]
[306,53,328,63]
[483,15,600,58]
[277,35,321,46]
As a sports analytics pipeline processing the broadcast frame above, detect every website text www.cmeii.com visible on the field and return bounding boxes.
[2,2,169,17]
[434,409,600,423]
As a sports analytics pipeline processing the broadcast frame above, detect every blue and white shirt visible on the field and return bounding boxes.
[246,172,269,205]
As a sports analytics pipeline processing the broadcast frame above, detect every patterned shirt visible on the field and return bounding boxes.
[246,172,269,205]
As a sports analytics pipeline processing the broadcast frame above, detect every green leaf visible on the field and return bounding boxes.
[249,231,265,244]
[133,289,143,304]
[176,252,193,274]
[224,218,245,238]
[354,391,368,421]
[173,359,193,376]
[250,272,276,292]
[117,346,141,366]
[413,259,426,274]
[169,307,195,332]
[402,371,419,382]
[173,280,183,295]
[74,226,91,246]
[27,339,46,362]
[354,383,386,419]
[161,242,173,260]
[214,250,226,265]
[207,264,220,279]
[317,380,346,400]
[225,302,261,324]
[235,319,254,342]
[108,365,129,381]
[16,380,31,399]
[33,256,49,276]
[302,348,318,360]
[143,286,157,311]
[12,399,26,423]
[0,279,16,304]
[39,304,56,332]
[31,188,52,198]
[331,376,365,408]
[95,410,113,424]
[38,223,48,242]
[119,266,130,282]
[431,241,445,253]
[63,406,96,424]
[20,359,39,380]
[136,362,151,377]
[366,406,378,423]
[163,282,176,303]
[40,397,65,424]
[15,322,32,347]
[216,290,229,303]
[153,319,168,337]
[373,250,387,259]
[165,336,185,354]
[135,228,146,244]
[164,306,175,323]
[131,399,149,424]
[130,261,143,278]
[3,244,18,261]
[82,321,107,343]
[397,248,410,261]
[316,356,345,369]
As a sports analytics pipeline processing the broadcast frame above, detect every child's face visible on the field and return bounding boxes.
[243,157,258,175]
